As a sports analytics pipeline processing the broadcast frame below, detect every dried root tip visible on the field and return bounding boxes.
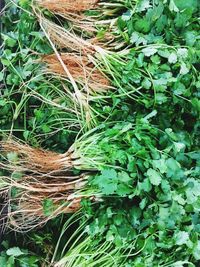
[37,0,99,12]
[42,53,110,93]
[1,141,73,173]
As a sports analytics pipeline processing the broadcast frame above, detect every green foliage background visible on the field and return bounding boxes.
[0,0,200,266]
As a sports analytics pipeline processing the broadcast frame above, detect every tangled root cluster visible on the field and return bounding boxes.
[0,140,88,231]
[42,53,110,93]
[37,0,99,12]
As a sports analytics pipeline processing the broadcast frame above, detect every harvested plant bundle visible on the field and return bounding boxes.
[39,18,197,108]
[1,173,85,231]
[37,17,108,128]
[0,124,110,230]
[0,123,131,229]
[54,236,129,267]
[36,0,128,36]
[0,121,161,180]
[0,140,90,230]
[37,18,136,95]
[35,2,125,52]
[42,53,111,94]
[0,125,112,174]
[52,217,134,267]
[0,121,162,230]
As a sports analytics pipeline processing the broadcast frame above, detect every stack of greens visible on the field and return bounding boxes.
[0,0,199,266]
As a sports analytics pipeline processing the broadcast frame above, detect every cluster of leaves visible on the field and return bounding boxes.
[119,0,199,47]
[80,0,200,265]
[0,245,39,267]
[79,118,199,265]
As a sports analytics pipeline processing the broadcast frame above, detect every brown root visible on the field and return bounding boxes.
[0,139,90,231]
[0,140,75,173]
[42,53,110,94]
[7,195,82,231]
[41,17,95,53]
[6,175,85,231]
[37,0,99,12]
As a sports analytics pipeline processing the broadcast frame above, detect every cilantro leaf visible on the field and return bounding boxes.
[147,168,162,186]
[6,247,24,257]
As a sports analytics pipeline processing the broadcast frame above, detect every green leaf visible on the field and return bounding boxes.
[168,52,177,63]
[7,152,18,163]
[42,124,51,133]
[7,255,15,267]
[11,171,23,180]
[42,199,55,216]
[121,10,132,21]
[169,0,179,12]
[174,231,189,245]
[6,247,24,257]
[185,31,197,46]
[130,32,139,43]
[130,207,142,226]
[174,0,198,11]
[161,180,171,193]
[177,48,188,59]
[152,159,167,174]
[142,47,157,57]
[23,130,30,140]
[172,193,186,205]
[139,178,152,192]
[119,171,132,183]
[193,241,200,260]
[151,55,161,64]
[93,169,118,195]
[166,158,184,180]
[106,230,114,241]
[147,168,162,186]
[4,36,17,47]
[103,182,118,195]
[173,261,190,267]
[180,62,189,75]
[116,183,132,197]
[136,0,151,12]
[173,142,185,153]
[0,256,7,266]
[19,0,29,8]
[0,99,6,106]
[1,58,10,66]
[173,82,186,96]
[135,19,150,33]
[130,32,148,46]
[142,78,151,89]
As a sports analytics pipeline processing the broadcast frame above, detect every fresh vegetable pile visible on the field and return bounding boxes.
[0,0,200,266]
